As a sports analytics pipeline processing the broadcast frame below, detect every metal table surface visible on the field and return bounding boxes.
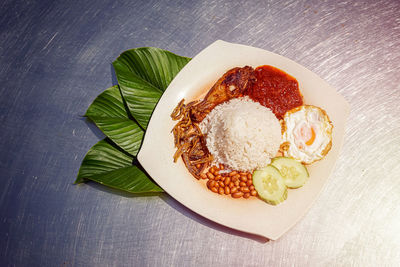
[1,0,399,266]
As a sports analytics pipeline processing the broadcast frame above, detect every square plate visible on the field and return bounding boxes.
[137,40,350,240]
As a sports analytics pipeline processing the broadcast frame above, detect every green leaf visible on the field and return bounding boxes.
[85,85,144,156]
[75,139,163,193]
[113,47,191,129]
[77,47,190,194]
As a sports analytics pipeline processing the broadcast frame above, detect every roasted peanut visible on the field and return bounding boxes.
[218,187,224,195]
[209,180,216,188]
[206,172,214,179]
[240,187,250,193]
[206,168,257,199]
[224,186,230,195]
[232,192,244,198]
[229,171,237,177]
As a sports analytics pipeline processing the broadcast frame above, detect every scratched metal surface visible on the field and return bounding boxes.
[1,0,399,266]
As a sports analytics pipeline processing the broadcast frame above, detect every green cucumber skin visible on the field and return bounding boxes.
[252,166,288,205]
[271,157,309,189]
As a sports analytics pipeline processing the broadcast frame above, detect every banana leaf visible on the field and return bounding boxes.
[77,47,190,194]
[113,47,191,129]
[75,139,163,193]
[85,85,143,156]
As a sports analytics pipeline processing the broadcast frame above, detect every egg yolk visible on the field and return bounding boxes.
[305,127,316,146]
[295,123,316,149]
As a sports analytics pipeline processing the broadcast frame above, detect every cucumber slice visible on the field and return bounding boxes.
[271,157,309,189]
[252,166,287,205]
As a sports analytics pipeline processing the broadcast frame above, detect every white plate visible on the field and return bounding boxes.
[137,40,350,240]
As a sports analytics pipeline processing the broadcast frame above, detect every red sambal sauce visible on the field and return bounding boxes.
[245,65,303,120]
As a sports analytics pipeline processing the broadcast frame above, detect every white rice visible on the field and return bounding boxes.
[199,96,282,172]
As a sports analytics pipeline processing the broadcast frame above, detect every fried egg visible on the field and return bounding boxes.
[282,105,333,164]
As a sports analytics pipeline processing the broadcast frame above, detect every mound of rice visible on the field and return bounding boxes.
[199,96,282,172]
